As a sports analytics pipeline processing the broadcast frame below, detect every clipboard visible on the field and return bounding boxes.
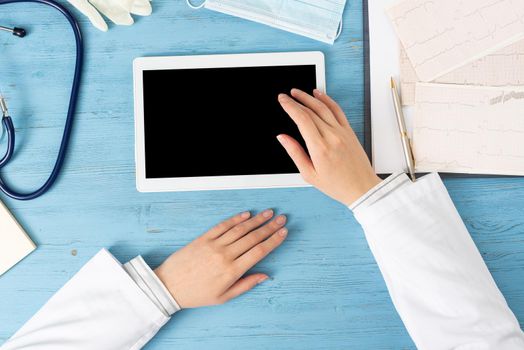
[361,0,517,179]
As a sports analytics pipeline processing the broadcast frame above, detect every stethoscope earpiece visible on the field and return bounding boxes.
[0,25,27,37]
[12,27,26,37]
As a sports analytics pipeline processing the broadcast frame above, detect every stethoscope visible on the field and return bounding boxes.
[0,0,83,200]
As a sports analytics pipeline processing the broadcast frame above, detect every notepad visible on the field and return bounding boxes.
[387,0,524,82]
[413,83,524,175]
[0,199,36,276]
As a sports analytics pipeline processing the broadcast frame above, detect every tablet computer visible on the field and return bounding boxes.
[133,51,325,192]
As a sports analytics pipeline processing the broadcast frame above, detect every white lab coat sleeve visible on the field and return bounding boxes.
[351,173,524,350]
[1,249,172,350]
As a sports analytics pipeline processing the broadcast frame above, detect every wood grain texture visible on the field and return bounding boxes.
[0,1,523,349]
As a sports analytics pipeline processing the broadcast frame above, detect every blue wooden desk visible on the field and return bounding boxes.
[1,1,523,349]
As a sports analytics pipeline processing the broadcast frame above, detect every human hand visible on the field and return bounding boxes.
[155,210,288,308]
[67,0,152,32]
[277,89,381,206]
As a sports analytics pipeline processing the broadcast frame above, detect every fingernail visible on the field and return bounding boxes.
[257,276,269,284]
[313,89,323,97]
[278,228,288,237]
[276,135,286,145]
[278,93,288,102]
[276,215,287,225]
[241,211,251,219]
[262,209,273,218]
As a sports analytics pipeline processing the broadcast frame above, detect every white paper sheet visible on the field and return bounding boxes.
[387,0,524,82]
[0,199,36,276]
[413,83,524,176]
[400,39,524,106]
[369,0,414,175]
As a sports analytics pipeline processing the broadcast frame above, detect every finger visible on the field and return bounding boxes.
[68,0,108,31]
[218,209,274,245]
[90,0,134,25]
[278,94,323,150]
[313,89,350,127]
[295,101,331,132]
[236,228,288,273]
[276,134,316,182]
[228,215,287,258]
[131,0,152,16]
[290,88,338,127]
[205,211,251,240]
[218,273,268,304]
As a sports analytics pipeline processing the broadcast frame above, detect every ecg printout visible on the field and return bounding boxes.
[387,0,524,82]
[413,83,524,176]
[400,39,524,105]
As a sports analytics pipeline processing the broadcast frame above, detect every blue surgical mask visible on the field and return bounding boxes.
[186,0,346,44]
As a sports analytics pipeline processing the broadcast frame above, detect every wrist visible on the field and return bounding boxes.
[124,256,181,316]
[344,174,382,206]
[153,265,179,302]
[154,265,171,296]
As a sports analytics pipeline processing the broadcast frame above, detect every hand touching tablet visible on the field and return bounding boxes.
[277,89,381,206]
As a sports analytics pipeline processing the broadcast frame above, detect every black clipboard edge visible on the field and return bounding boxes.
[363,0,373,165]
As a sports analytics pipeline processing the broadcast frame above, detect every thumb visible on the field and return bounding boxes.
[131,0,152,16]
[68,0,108,31]
[89,0,134,26]
[219,274,268,303]
[277,134,316,183]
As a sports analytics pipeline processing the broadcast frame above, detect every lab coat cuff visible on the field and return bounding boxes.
[353,173,446,225]
[124,256,181,317]
[349,172,411,211]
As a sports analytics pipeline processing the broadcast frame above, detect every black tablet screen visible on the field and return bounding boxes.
[142,65,316,178]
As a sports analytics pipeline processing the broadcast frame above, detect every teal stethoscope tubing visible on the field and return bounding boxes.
[0,0,83,200]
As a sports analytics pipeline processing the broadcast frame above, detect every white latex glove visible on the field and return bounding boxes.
[68,0,152,31]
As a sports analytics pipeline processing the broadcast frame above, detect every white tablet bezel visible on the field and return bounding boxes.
[133,51,326,192]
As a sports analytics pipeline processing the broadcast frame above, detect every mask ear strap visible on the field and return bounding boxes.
[186,0,206,9]
[335,19,343,40]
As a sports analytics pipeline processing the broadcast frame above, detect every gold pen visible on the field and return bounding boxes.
[390,77,416,182]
